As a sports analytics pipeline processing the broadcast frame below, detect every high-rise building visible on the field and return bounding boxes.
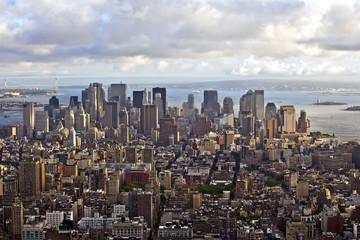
[297,110,310,135]
[239,90,264,129]
[125,146,137,163]
[64,105,75,129]
[119,124,129,144]
[154,93,164,120]
[19,160,42,200]
[35,111,49,133]
[22,102,34,138]
[279,105,296,133]
[12,200,23,240]
[49,96,59,108]
[69,96,79,109]
[119,107,128,126]
[188,93,194,117]
[159,116,179,146]
[202,90,220,121]
[142,147,154,164]
[223,97,234,114]
[265,102,277,120]
[108,83,127,107]
[193,115,212,137]
[133,90,145,108]
[103,101,120,128]
[82,83,105,122]
[75,104,87,131]
[152,87,166,114]
[141,105,158,137]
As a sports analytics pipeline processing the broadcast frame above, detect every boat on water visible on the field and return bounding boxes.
[4,114,10,118]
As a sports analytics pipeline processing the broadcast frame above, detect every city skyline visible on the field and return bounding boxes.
[1,0,360,81]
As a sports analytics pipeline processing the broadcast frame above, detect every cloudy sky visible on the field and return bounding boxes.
[2,0,360,80]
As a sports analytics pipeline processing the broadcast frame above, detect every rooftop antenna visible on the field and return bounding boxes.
[4,79,7,89]
[55,78,58,91]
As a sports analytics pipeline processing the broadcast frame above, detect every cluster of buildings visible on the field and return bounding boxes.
[0,82,359,239]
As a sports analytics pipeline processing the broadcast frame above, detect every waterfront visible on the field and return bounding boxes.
[1,85,360,139]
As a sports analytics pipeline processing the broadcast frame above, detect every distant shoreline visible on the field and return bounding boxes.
[311,101,347,106]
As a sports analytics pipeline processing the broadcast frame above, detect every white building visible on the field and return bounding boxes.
[46,211,64,228]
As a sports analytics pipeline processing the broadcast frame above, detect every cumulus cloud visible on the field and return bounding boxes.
[1,0,360,77]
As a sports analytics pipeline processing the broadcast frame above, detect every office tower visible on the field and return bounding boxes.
[103,101,120,128]
[141,104,158,137]
[142,90,148,106]
[35,111,49,133]
[69,127,76,147]
[254,90,264,118]
[152,87,166,114]
[12,200,23,240]
[279,105,296,133]
[69,96,79,109]
[193,115,212,137]
[148,91,152,104]
[64,105,75,129]
[223,97,234,114]
[119,107,128,126]
[75,104,87,131]
[82,83,105,121]
[224,130,235,149]
[133,90,144,108]
[126,97,133,110]
[265,102,277,119]
[181,102,188,117]
[138,192,155,229]
[119,124,129,144]
[19,160,41,200]
[142,147,154,164]
[265,118,278,139]
[159,116,179,146]
[154,93,164,120]
[106,175,120,205]
[297,110,310,134]
[239,90,264,122]
[203,90,220,120]
[49,96,59,108]
[241,114,255,136]
[125,146,137,163]
[22,102,34,138]
[108,83,127,107]
[114,146,124,163]
[188,93,194,116]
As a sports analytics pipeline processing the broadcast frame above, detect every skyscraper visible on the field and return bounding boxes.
[35,111,49,133]
[49,96,59,108]
[75,104,87,131]
[22,102,34,138]
[64,105,75,129]
[69,96,79,109]
[82,83,105,122]
[103,101,120,128]
[108,83,127,107]
[152,87,166,114]
[154,93,164,120]
[12,200,23,240]
[188,93,195,117]
[141,104,158,137]
[203,90,220,120]
[280,105,296,133]
[133,90,145,108]
[265,102,277,120]
[297,110,310,134]
[223,97,234,114]
[159,116,179,146]
[239,89,264,127]
[19,160,41,200]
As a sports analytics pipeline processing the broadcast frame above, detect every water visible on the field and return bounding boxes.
[2,86,360,140]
